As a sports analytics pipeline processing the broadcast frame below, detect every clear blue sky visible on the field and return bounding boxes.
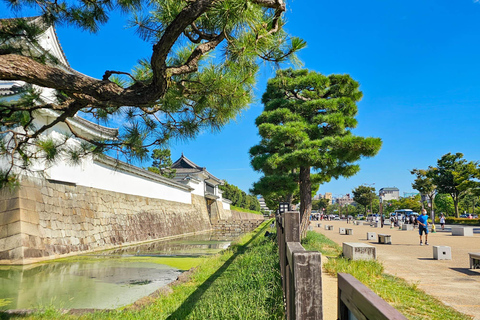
[3,0,480,198]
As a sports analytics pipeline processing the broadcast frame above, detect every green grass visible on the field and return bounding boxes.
[304,231,471,320]
[2,220,283,320]
[230,205,263,215]
[301,230,342,257]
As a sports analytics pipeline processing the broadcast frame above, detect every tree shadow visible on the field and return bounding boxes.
[165,230,263,320]
[449,268,480,276]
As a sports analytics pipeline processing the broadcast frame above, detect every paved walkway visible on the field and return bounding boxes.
[314,220,480,320]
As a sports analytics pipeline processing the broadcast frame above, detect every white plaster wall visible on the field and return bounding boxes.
[48,158,192,204]
[222,200,231,210]
[186,178,205,196]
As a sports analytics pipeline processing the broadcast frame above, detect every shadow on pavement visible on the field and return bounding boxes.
[449,268,480,276]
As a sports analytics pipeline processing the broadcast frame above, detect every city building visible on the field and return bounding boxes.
[335,194,355,206]
[379,187,400,202]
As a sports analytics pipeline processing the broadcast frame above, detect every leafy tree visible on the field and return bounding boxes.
[0,0,305,188]
[147,148,176,178]
[411,168,436,215]
[250,69,382,236]
[352,185,376,215]
[312,198,330,211]
[428,153,480,218]
[219,181,260,211]
[434,193,455,216]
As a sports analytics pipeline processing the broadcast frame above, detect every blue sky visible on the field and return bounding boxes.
[3,0,480,199]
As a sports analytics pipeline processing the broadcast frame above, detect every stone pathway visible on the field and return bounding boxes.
[314,221,480,320]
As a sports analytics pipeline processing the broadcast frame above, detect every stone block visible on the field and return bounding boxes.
[5,198,20,211]
[7,221,21,236]
[308,225,313,231]
[339,227,346,235]
[4,234,23,251]
[0,210,21,226]
[469,253,480,269]
[346,228,353,235]
[356,221,363,226]
[22,222,41,237]
[343,242,376,261]
[401,224,413,231]
[451,227,474,236]
[378,234,392,244]
[433,246,452,260]
[20,210,40,225]
[317,223,322,228]
[367,232,376,240]
[0,225,6,238]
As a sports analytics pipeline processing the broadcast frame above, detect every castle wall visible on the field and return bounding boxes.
[0,177,212,265]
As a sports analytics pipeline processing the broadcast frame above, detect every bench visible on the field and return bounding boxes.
[324,225,334,231]
[469,253,480,269]
[339,227,346,235]
[452,227,474,237]
[401,224,413,231]
[355,221,363,226]
[378,234,391,244]
[433,246,451,260]
[346,228,353,235]
[367,232,376,240]
[317,223,322,228]
[343,242,377,260]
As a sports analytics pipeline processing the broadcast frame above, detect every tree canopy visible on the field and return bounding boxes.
[352,185,376,215]
[250,68,382,235]
[411,168,436,215]
[147,148,176,179]
[0,0,305,187]
[428,152,480,218]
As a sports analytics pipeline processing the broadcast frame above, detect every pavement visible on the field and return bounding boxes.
[314,220,480,320]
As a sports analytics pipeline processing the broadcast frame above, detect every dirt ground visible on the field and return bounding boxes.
[314,220,480,320]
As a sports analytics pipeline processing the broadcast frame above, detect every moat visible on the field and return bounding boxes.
[0,231,238,310]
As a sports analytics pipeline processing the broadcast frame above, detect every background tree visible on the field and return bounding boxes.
[411,168,436,216]
[250,69,382,236]
[0,0,305,187]
[352,185,376,215]
[147,148,176,179]
[434,193,455,216]
[428,153,480,218]
[219,181,260,212]
[312,198,330,212]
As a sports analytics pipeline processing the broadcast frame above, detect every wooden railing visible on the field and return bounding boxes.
[276,211,407,320]
[276,211,322,320]
[338,273,407,320]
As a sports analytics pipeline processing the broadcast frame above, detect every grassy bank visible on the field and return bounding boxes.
[2,221,283,320]
[230,205,263,215]
[302,231,470,320]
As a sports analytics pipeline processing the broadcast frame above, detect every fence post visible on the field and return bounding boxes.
[293,251,322,319]
[285,211,300,242]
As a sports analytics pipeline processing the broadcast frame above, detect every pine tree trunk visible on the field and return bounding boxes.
[299,166,311,238]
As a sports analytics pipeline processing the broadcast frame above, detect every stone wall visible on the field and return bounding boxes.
[0,177,213,264]
[211,210,266,237]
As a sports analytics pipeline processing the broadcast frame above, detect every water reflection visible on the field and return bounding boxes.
[0,231,241,310]
[102,231,240,257]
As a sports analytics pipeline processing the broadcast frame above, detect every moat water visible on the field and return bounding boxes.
[0,231,239,310]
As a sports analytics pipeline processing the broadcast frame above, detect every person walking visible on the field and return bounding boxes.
[440,214,446,230]
[417,209,429,245]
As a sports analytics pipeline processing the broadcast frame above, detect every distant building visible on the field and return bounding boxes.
[403,192,419,198]
[379,187,400,202]
[324,192,333,204]
[335,194,355,206]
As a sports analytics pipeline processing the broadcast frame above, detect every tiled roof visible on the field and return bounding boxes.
[172,154,222,183]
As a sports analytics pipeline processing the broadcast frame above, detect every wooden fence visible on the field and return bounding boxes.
[338,273,407,320]
[276,211,407,320]
[276,211,322,320]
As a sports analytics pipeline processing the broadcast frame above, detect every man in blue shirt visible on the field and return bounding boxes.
[417,209,429,245]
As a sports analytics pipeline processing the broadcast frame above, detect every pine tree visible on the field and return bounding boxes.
[250,69,382,236]
[0,0,305,187]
